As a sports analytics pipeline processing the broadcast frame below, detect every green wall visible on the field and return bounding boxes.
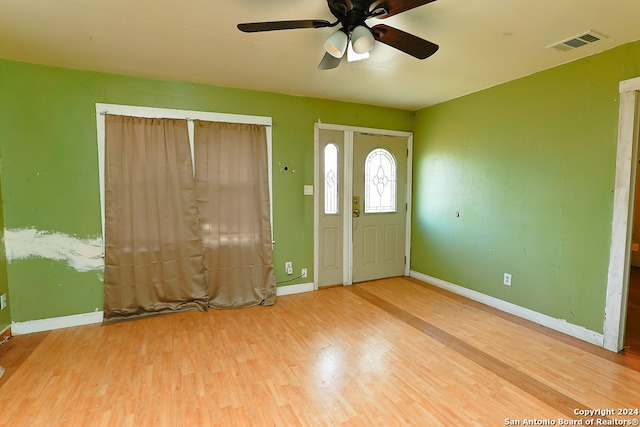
[0,58,412,323]
[412,41,640,333]
[4,39,640,333]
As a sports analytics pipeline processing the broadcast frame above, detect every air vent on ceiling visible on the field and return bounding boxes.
[547,30,607,52]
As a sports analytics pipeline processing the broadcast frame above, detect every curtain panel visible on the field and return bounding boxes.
[194,121,277,309]
[103,115,276,322]
[103,115,207,323]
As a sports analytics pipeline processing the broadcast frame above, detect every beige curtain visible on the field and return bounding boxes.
[194,121,277,308]
[103,115,207,323]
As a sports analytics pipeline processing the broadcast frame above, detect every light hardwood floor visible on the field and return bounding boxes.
[1,277,639,426]
[625,267,640,356]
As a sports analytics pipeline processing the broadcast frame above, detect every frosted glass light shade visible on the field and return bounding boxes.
[351,25,375,54]
[324,30,348,58]
[347,41,370,62]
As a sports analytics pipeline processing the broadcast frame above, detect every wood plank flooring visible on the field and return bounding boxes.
[0,331,49,386]
[1,277,639,426]
[625,267,640,356]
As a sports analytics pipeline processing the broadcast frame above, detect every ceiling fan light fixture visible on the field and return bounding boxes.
[324,29,348,58]
[238,0,440,68]
[351,25,375,54]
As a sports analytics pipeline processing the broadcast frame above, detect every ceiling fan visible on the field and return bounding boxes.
[237,0,439,70]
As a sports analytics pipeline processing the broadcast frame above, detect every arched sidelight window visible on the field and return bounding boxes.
[324,143,339,214]
[364,148,397,213]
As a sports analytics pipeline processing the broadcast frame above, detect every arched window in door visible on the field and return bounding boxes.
[324,143,339,214]
[364,148,397,213]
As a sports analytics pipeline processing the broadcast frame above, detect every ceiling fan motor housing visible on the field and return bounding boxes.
[329,0,385,32]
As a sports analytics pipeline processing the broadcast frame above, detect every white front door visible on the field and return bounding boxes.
[315,125,411,288]
[352,133,407,283]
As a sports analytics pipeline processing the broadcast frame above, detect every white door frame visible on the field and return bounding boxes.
[313,123,413,290]
[604,77,640,352]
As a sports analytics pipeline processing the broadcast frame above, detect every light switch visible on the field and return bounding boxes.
[304,185,314,195]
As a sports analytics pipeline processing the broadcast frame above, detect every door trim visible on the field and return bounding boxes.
[314,123,413,290]
[604,77,640,351]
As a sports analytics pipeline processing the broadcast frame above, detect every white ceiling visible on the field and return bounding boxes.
[2,0,640,110]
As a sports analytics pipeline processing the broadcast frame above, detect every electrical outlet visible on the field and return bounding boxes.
[301,268,307,278]
[0,293,6,310]
[503,273,512,286]
[285,261,293,275]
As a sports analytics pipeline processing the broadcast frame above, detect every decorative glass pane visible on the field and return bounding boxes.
[364,148,396,213]
[324,143,339,214]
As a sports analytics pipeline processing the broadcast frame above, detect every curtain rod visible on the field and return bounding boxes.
[99,111,273,126]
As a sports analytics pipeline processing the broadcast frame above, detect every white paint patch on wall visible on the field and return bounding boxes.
[4,228,104,272]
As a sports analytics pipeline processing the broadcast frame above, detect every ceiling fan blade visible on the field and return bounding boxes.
[371,24,438,59]
[318,52,343,70]
[370,0,437,19]
[238,20,334,33]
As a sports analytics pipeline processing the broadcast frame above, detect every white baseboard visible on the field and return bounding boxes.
[410,271,605,348]
[277,282,314,296]
[8,275,604,348]
[9,284,316,335]
[12,311,104,335]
